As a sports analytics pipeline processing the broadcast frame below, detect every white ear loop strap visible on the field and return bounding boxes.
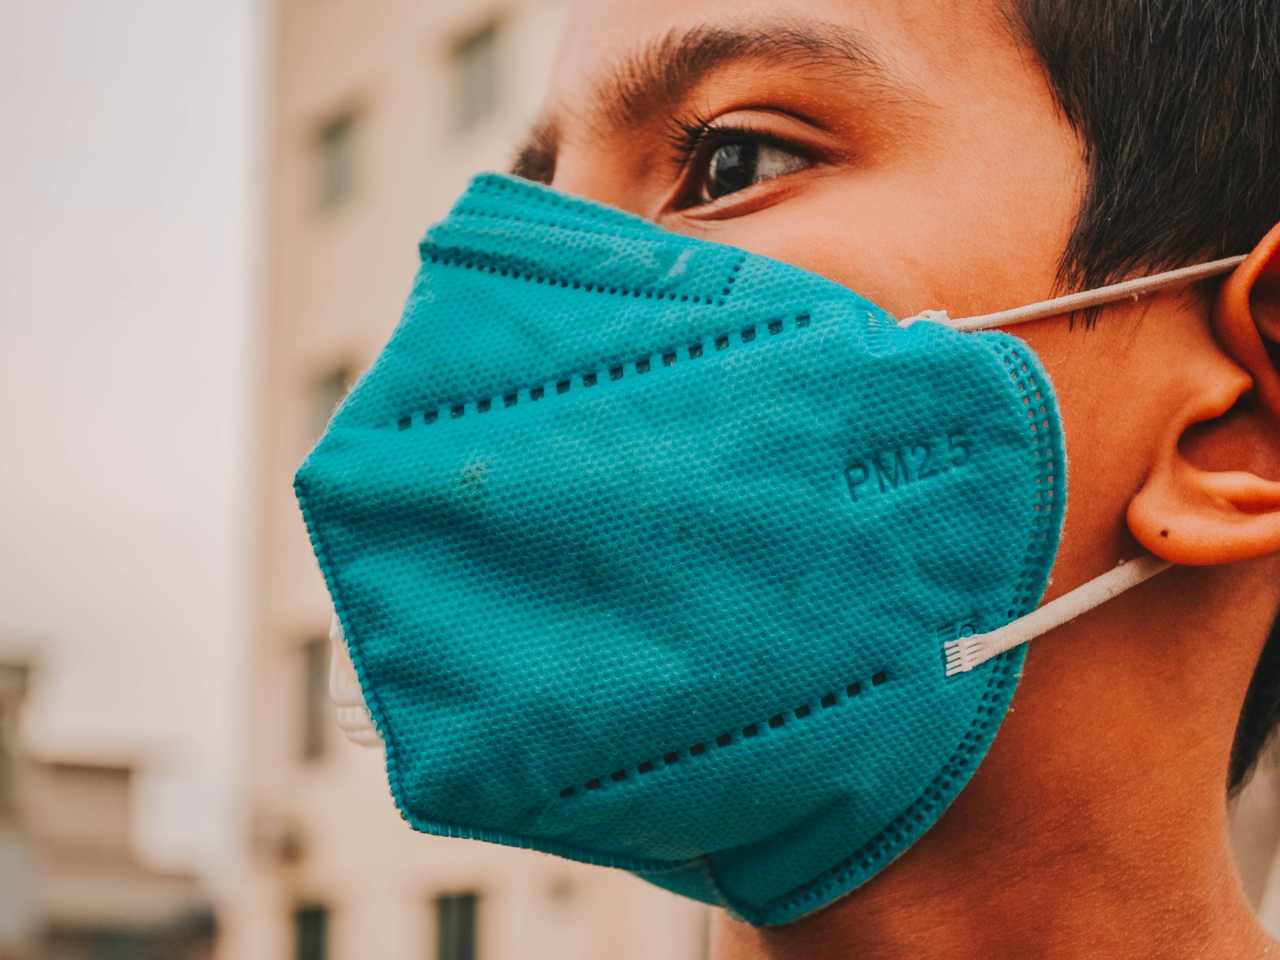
[330,614,383,747]
[903,260,1230,673]
[944,554,1172,676]
[902,254,1246,332]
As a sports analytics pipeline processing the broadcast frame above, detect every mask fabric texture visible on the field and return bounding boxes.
[295,173,1067,925]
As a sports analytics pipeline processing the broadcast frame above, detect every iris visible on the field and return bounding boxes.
[700,139,809,202]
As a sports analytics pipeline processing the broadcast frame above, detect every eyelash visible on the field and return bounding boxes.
[666,113,810,195]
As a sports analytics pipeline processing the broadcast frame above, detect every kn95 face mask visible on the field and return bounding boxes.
[296,174,1234,925]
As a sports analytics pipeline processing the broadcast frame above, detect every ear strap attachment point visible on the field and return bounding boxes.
[944,555,1174,676]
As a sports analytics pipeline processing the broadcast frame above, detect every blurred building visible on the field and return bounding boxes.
[0,659,214,960]
[1233,742,1280,933]
[224,1,710,958]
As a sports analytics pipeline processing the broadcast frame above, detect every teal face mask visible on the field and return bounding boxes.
[297,174,1215,925]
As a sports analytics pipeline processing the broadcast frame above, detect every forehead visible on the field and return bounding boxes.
[550,0,1011,110]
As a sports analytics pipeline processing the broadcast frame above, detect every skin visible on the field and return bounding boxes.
[528,1,1280,957]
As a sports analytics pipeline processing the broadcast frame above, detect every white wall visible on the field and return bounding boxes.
[0,0,264,883]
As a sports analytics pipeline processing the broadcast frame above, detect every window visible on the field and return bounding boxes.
[435,893,477,960]
[295,906,328,960]
[0,707,15,813]
[309,367,351,444]
[302,638,329,761]
[0,664,28,814]
[453,22,499,129]
[316,114,356,209]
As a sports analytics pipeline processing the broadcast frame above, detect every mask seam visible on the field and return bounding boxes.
[448,205,665,244]
[414,247,741,316]
[382,303,806,432]
[936,342,1064,675]
[699,856,738,915]
[756,337,1065,924]
[639,855,733,912]
[993,343,1063,629]
[556,669,894,801]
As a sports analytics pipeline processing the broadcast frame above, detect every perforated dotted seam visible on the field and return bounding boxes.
[417,246,742,310]
[385,308,810,432]
[557,670,892,801]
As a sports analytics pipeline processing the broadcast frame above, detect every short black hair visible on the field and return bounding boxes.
[1014,0,1280,293]
[1013,0,1280,793]
[1232,620,1280,794]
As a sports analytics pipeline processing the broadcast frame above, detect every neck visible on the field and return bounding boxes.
[713,562,1280,960]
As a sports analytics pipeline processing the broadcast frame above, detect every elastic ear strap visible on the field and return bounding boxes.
[329,614,383,748]
[944,555,1173,676]
[904,255,1246,332]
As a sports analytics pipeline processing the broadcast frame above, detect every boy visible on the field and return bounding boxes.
[314,1,1280,956]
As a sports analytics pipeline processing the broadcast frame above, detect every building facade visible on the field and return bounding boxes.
[0,658,214,960]
[225,1,710,958]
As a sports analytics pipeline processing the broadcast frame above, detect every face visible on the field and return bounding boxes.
[535,0,1223,599]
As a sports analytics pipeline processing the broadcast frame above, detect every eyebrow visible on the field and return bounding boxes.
[594,23,882,128]
[511,22,884,185]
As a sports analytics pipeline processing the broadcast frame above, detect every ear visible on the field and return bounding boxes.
[1128,223,1280,565]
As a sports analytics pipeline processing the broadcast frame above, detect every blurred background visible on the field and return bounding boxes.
[3,1,1280,958]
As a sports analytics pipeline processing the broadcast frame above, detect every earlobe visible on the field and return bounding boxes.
[1128,223,1280,565]
[1129,460,1280,565]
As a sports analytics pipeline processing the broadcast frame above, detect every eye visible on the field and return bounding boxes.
[697,137,811,204]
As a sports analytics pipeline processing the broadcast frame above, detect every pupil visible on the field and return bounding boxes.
[707,142,759,198]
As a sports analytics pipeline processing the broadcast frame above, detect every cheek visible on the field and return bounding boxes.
[672,186,938,317]
[1011,307,1207,595]
[667,144,1081,325]
[1004,324,1146,597]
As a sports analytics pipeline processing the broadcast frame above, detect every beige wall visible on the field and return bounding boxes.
[226,1,710,957]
